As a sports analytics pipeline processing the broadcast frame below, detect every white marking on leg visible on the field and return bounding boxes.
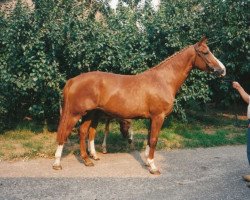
[147,158,158,171]
[102,134,107,153]
[53,145,63,167]
[89,140,99,159]
[145,145,150,158]
[129,130,134,141]
[89,140,96,154]
[87,139,91,153]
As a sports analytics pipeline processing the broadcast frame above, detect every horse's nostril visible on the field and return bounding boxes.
[208,66,215,73]
[213,71,220,77]
[213,69,225,77]
[219,69,225,75]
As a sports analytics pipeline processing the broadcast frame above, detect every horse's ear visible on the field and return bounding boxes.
[197,36,208,46]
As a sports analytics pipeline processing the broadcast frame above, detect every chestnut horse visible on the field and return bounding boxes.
[53,37,226,174]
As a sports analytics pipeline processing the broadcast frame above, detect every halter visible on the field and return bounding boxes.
[193,44,215,73]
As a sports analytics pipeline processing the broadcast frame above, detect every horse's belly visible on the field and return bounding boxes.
[101,100,150,119]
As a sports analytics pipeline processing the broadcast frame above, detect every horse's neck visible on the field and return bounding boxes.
[153,46,195,95]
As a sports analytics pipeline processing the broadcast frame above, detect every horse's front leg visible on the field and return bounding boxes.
[146,114,164,175]
[102,119,110,154]
[79,120,94,166]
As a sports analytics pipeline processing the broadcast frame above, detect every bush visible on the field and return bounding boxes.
[0,0,249,128]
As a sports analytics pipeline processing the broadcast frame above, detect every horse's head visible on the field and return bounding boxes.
[193,37,226,77]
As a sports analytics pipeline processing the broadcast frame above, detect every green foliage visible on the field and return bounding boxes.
[0,0,249,128]
[197,0,250,106]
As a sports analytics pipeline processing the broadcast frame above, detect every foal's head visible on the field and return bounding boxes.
[119,120,132,143]
[193,37,226,77]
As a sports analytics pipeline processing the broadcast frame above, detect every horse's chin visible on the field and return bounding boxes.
[220,70,226,77]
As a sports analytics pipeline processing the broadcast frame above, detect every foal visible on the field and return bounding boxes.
[85,111,133,161]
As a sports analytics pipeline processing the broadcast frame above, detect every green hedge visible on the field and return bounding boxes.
[0,0,249,130]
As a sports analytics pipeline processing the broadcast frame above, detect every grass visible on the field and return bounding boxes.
[0,108,248,161]
[0,122,57,160]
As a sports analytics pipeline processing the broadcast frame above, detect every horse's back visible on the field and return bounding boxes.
[64,70,172,118]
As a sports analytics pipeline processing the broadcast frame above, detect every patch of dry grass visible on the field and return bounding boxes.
[0,128,57,161]
[0,108,247,160]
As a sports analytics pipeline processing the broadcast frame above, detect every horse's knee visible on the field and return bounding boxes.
[150,138,158,148]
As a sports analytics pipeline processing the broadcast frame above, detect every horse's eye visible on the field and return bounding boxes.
[203,51,209,55]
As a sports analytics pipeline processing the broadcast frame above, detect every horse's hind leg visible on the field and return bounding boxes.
[79,119,94,166]
[53,114,81,170]
[53,144,64,170]
[102,119,110,154]
[88,117,100,160]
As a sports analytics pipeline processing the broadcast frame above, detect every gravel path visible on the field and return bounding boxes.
[0,145,250,199]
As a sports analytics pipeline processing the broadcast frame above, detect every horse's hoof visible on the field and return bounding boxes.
[102,148,107,154]
[82,158,94,167]
[145,163,150,167]
[52,164,62,170]
[90,154,100,161]
[102,150,107,154]
[149,168,161,175]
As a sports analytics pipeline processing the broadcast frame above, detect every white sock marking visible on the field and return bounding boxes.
[129,130,134,141]
[147,158,157,171]
[89,140,96,155]
[53,145,63,166]
[145,145,150,158]
[102,134,107,148]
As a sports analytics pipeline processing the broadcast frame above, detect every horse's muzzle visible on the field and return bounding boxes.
[209,66,225,77]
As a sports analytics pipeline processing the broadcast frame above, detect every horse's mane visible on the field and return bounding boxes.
[147,45,193,71]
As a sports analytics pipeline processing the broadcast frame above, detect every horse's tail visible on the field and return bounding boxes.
[56,80,72,145]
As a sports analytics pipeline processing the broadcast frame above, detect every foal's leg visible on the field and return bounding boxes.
[146,115,164,175]
[88,118,100,160]
[145,141,150,160]
[127,120,133,144]
[145,119,151,159]
[79,119,94,166]
[102,119,110,154]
